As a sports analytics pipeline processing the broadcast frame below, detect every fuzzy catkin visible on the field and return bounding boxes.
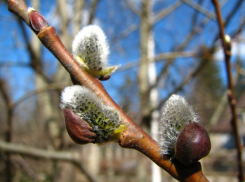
[60,85,120,143]
[72,25,109,71]
[159,94,198,157]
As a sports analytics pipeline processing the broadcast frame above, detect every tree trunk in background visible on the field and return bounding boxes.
[138,0,151,182]
[54,0,73,84]
[30,2,63,182]
[87,144,101,176]
[138,0,150,126]
[139,1,162,181]
[32,0,61,149]
[148,26,162,182]
[32,0,74,181]
[73,0,85,35]
[105,144,114,182]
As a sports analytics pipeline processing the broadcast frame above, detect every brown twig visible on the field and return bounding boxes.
[211,0,244,182]
[7,0,209,181]
[213,0,244,42]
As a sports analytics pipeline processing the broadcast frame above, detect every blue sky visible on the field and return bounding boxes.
[0,0,244,110]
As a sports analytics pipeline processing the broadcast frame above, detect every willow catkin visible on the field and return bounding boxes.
[60,85,121,143]
[159,94,198,157]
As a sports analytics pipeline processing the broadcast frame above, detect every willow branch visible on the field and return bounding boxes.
[7,0,209,181]
[212,0,244,182]
[212,0,244,43]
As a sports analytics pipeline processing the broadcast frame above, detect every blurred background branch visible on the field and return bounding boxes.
[212,0,244,181]
[0,0,244,182]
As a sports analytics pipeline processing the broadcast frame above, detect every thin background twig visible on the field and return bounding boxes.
[211,0,244,181]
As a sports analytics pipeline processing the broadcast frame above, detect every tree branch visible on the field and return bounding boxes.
[181,0,216,20]
[124,0,140,16]
[212,0,244,181]
[153,1,182,25]
[112,1,183,44]
[212,0,244,43]
[0,141,98,182]
[118,51,196,72]
[7,0,209,181]
[12,155,45,181]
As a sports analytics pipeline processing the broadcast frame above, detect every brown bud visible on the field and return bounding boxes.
[98,74,111,81]
[63,108,97,144]
[29,10,48,32]
[175,122,211,167]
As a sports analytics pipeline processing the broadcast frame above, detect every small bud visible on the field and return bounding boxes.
[159,95,211,166]
[63,108,97,144]
[60,85,125,143]
[175,122,211,166]
[72,25,119,80]
[225,35,231,44]
[225,34,232,51]
[28,7,48,32]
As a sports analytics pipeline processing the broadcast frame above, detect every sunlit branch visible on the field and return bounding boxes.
[7,0,210,181]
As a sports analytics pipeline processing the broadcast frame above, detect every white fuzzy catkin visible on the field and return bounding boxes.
[72,25,109,71]
[60,85,120,143]
[159,94,198,157]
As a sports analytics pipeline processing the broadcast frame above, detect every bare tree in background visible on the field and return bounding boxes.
[0,0,244,182]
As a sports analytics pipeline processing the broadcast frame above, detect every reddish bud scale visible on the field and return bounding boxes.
[29,10,48,32]
[63,108,97,144]
[175,122,211,167]
[98,74,111,81]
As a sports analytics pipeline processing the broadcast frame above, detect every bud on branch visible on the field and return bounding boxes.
[60,85,125,143]
[72,25,119,80]
[159,95,211,166]
[28,7,48,33]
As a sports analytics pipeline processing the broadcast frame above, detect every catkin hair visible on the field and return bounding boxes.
[60,85,120,143]
[72,25,109,71]
[159,94,198,156]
